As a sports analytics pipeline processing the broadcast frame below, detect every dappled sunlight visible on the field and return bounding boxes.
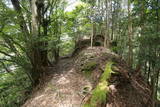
[23,58,93,107]
[34,95,45,100]
[0,0,157,106]
[57,76,70,85]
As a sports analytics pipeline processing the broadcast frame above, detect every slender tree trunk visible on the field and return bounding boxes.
[127,0,133,68]
[151,67,156,107]
[55,22,61,63]
[41,18,49,66]
[91,23,96,47]
[154,0,160,106]
[155,70,159,101]
[111,1,114,41]
[91,23,93,47]
[104,0,110,48]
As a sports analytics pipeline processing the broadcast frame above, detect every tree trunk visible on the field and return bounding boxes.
[91,23,96,47]
[151,69,156,107]
[104,0,110,48]
[30,0,42,86]
[111,1,114,41]
[127,0,133,68]
[154,0,160,106]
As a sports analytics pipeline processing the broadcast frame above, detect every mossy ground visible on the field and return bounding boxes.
[83,62,113,107]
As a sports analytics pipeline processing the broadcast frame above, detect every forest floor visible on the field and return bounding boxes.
[23,47,152,107]
[23,57,93,107]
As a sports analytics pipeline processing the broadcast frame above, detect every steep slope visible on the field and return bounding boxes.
[23,47,152,107]
[74,47,152,107]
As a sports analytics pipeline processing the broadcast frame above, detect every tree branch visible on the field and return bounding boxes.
[10,0,30,41]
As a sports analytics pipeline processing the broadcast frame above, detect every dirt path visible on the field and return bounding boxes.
[23,47,152,107]
[23,58,92,107]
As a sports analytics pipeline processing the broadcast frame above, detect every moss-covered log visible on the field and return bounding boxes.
[83,62,113,107]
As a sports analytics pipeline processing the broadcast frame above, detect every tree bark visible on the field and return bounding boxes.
[104,0,110,48]
[91,23,96,47]
[127,0,133,68]
[30,0,42,86]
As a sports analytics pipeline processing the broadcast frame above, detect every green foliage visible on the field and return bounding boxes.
[64,3,91,39]
[60,39,75,56]
[0,0,159,105]
[0,69,31,106]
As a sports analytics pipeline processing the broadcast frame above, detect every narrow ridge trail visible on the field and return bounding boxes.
[23,57,92,107]
[23,47,152,107]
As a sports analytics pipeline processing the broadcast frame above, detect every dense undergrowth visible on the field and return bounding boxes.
[0,69,31,107]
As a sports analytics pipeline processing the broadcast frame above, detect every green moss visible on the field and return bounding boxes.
[100,62,113,82]
[90,81,108,106]
[83,62,113,107]
[83,104,92,107]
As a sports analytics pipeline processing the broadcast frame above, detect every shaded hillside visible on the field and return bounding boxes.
[23,46,152,107]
